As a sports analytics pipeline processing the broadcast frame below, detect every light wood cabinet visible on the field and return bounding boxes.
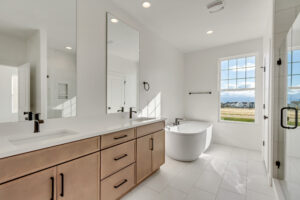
[0,167,57,200]
[0,121,165,200]
[57,153,100,200]
[101,164,135,200]
[0,137,100,184]
[0,153,100,200]
[136,130,165,183]
[152,130,165,171]
[136,134,152,183]
[101,140,135,179]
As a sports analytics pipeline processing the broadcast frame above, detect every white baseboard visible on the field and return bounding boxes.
[273,178,286,200]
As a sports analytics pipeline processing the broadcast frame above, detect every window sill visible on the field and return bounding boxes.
[218,119,257,125]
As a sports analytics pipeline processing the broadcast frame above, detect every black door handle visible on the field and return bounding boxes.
[281,107,298,129]
[50,177,54,200]
[60,173,64,197]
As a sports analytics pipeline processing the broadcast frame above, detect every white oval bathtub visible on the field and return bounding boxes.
[165,121,212,162]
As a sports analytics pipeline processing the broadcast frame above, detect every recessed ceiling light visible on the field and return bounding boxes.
[206,30,214,35]
[110,18,119,23]
[65,46,72,50]
[142,1,151,8]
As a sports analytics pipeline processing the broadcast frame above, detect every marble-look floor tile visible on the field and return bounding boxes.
[194,170,223,194]
[216,189,245,200]
[121,144,274,200]
[185,188,215,200]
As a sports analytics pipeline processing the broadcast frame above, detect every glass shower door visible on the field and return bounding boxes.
[280,12,300,200]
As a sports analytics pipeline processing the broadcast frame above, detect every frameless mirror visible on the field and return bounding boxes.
[0,0,77,123]
[106,13,139,114]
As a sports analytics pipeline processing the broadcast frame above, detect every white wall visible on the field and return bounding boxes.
[0,0,185,134]
[0,33,27,66]
[76,0,185,122]
[184,38,264,151]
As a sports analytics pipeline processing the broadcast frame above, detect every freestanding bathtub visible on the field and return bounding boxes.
[165,121,212,162]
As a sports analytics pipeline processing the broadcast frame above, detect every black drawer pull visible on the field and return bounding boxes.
[114,154,128,161]
[60,173,64,197]
[114,135,128,140]
[150,138,154,151]
[114,179,128,189]
[50,177,54,200]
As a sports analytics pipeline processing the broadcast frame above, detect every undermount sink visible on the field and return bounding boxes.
[9,130,79,146]
[132,117,155,122]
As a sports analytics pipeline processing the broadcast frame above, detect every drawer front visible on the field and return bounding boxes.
[0,137,100,184]
[136,121,165,138]
[101,140,136,179]
[101,128,135,149]
[101,164,135,200]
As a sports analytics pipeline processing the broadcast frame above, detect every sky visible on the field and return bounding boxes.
[221,91,255,103]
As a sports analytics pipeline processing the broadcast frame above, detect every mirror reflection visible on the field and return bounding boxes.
[106,13,139,114]
[0,0,77,123]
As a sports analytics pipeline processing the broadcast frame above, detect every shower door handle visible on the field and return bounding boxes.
[281,107,298,129]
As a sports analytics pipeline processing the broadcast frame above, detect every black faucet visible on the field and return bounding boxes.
[24,112,33,121]
[117,107,124,113]
[34,113,44,133]
[174,118,184,125]
[129,107,137,119]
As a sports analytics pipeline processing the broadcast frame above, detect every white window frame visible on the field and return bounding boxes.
[288,46,300,90]
[218,53,259,124]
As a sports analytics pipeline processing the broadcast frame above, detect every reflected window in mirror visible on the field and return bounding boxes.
[106,13,139,114]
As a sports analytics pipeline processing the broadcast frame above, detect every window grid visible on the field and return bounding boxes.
[219,55,256,123]
[221,56,256,90]
[288,50,300,88]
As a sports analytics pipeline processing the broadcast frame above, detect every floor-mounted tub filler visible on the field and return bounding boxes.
[165,120,212,162]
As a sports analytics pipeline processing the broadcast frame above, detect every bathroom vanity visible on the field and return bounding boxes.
[0,120,165,200]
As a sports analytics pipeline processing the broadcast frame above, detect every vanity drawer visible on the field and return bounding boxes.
[136,121,165,138]
[101,140,136,179]
[0,137,100,184]
[101,128,135,149]
[101,164,135,200]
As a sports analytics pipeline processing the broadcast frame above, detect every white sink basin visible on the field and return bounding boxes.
[9,130,79,146]
[132,117,155,122]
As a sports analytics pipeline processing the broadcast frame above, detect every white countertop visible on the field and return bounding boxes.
[0,118,166,159]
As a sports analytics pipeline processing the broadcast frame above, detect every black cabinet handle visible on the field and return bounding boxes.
[150,138,154,151]
[281,107,298,129]
[50,177,54,200]
[114,179,128,189]
[114,135,128,140]
[114,154,128,161]
[60,173,64,197]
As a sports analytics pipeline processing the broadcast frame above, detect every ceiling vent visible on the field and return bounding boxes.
[207,0,224,14]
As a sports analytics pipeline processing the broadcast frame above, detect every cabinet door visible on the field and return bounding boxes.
[0,167,56,200]
[57,152,100,200]
[152,130,165,171]
[136,134,152,183]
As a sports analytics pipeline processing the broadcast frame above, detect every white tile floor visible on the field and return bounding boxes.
[122,144,275,200]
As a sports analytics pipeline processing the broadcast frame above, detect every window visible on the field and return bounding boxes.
[219,55,256,123]
[287,49,300,125]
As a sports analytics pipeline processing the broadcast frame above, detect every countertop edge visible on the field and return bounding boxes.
[0,118,166,159]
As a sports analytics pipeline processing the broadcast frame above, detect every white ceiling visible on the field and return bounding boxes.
[0,0,76,53]
[112,0,270,52]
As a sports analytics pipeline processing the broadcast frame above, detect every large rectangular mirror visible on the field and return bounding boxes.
[0,0,77,123]
[106,13,139,114]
